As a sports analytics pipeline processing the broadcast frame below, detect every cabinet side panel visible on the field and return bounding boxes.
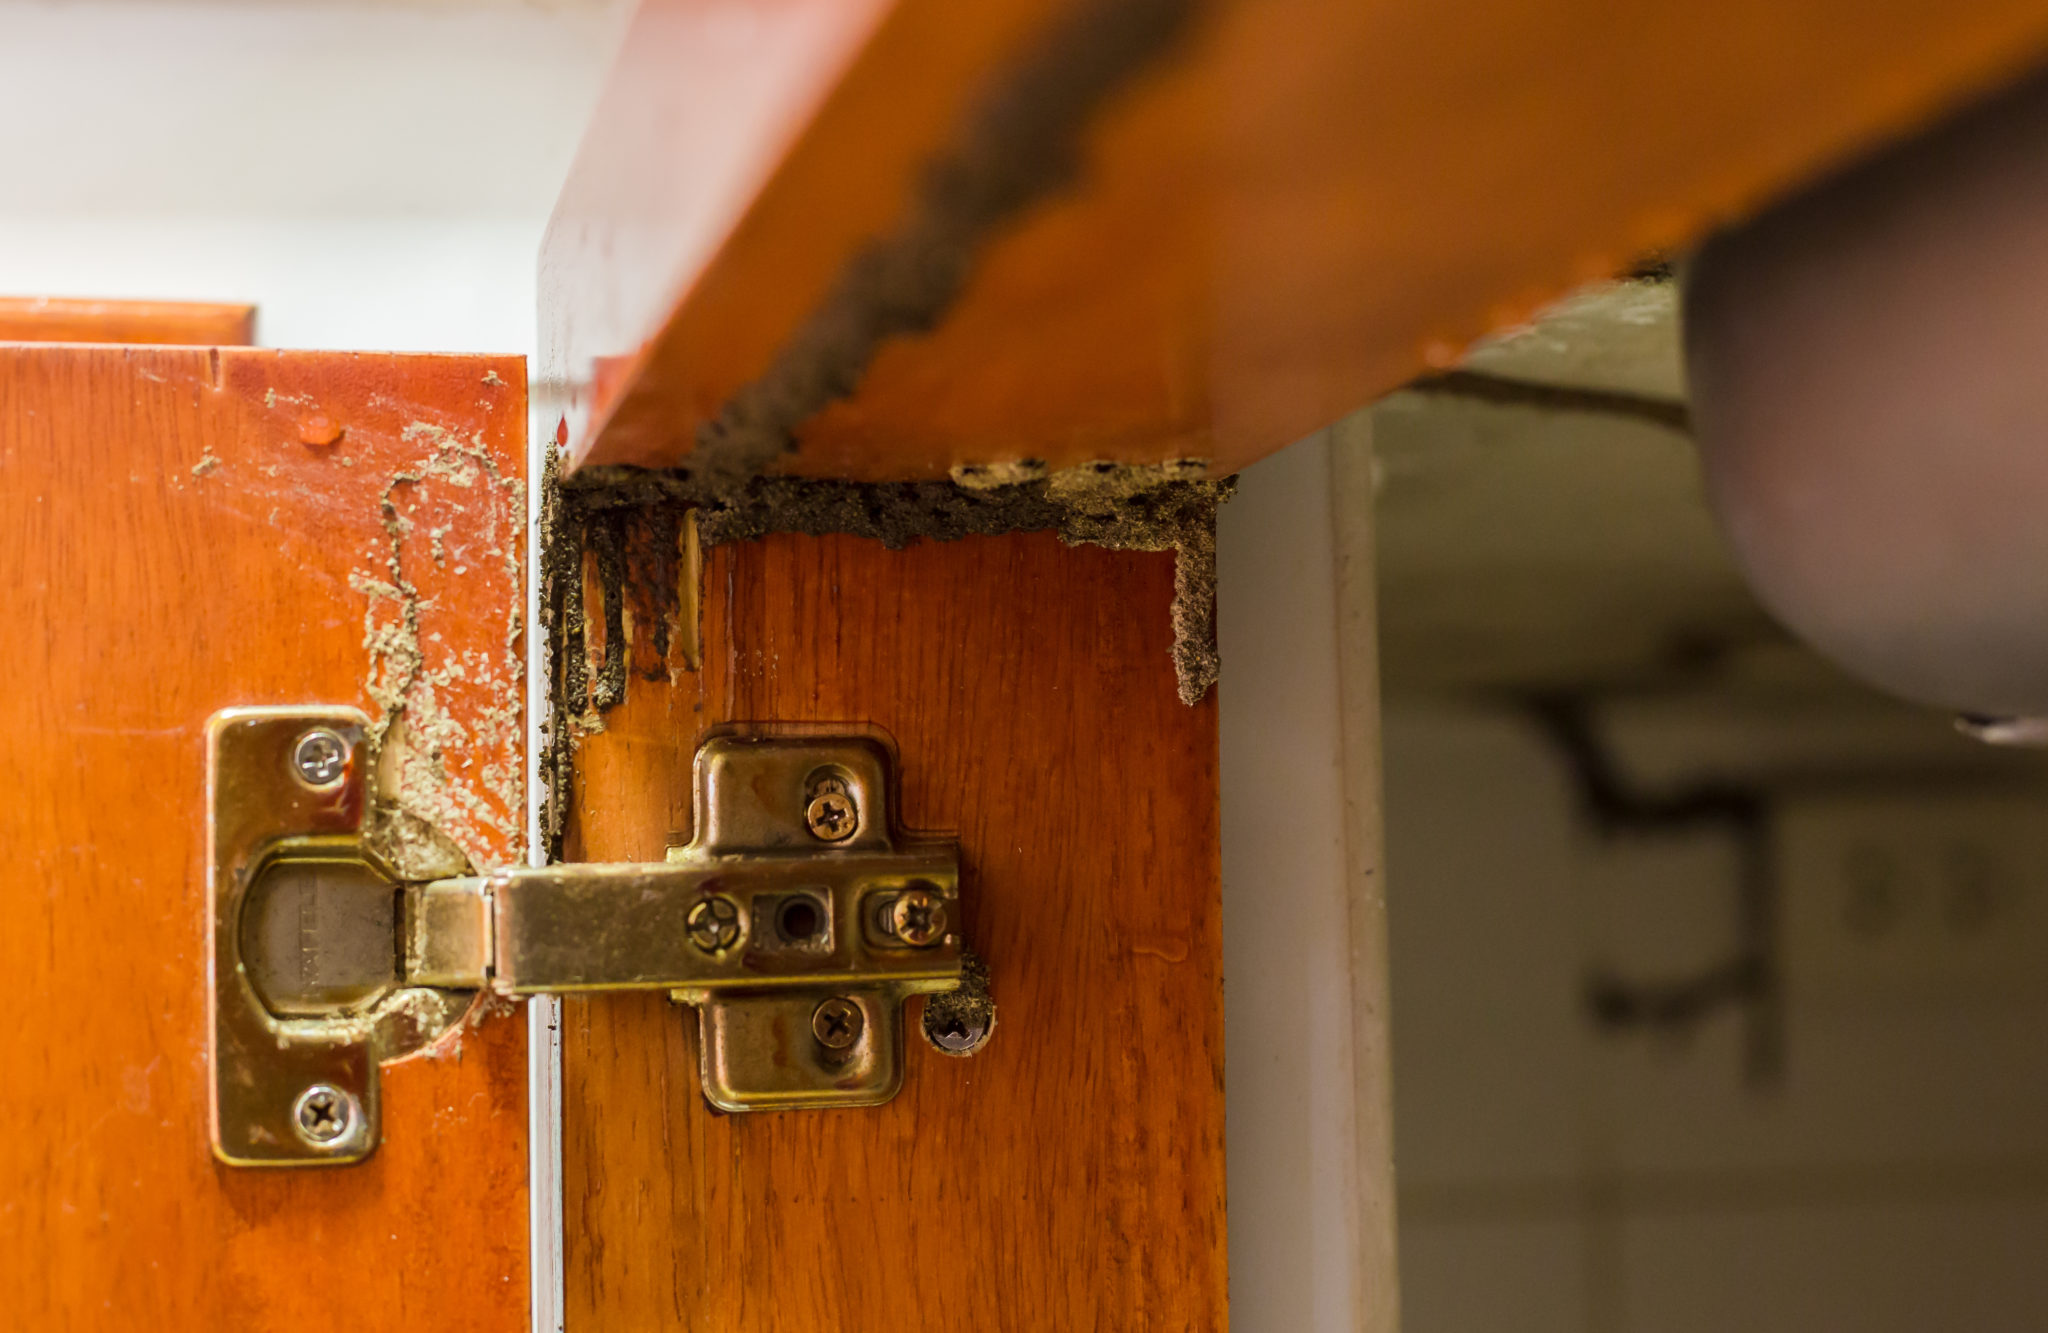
[564,531,1227,1330]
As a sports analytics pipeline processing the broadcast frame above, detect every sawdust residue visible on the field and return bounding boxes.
[922,947,996,1058]
[949,458,1049,489]
[363,795,472,881]
[350,422,526,870]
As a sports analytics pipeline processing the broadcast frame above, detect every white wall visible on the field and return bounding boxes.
[0,0,634,354]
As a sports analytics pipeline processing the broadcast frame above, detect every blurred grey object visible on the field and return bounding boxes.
[1686,67,2048,720]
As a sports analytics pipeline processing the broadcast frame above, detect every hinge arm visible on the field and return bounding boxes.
[402,857,962,997]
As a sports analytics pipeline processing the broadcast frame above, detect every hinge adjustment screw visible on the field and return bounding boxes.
[890,887,947,947]
[684,895,741,953]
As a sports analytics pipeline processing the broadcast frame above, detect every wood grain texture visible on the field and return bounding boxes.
[545,0,2048,481]
[0,296,256,345]
[563,531,1227,1330]
[0,345,528,1328]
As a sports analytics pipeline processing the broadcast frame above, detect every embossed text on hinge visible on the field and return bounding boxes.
[209,712,967,1167]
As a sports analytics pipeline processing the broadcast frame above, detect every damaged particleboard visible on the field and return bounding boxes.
[536,454,1231,853]
[0,344,528,1329]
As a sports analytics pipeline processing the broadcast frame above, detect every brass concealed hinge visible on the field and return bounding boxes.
[208,708,968,1166]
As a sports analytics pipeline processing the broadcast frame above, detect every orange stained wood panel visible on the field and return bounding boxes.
[563,530,1227,1330]
[0,344,530,1328]
[0,296,257,345]
[544,0,2048,481]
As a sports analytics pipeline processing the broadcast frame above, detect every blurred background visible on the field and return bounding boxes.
[1376,279,2048,1332]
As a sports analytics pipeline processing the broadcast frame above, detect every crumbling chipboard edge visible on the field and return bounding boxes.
[537,453,1231,858]
[536,441,578,861]
[565,457,1232,705]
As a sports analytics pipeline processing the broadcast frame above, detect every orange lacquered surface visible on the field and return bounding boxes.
[0,345,529,1329]
[0,296,256,345]
[545,0,2048,480]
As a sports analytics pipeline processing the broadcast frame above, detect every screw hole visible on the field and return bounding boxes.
[777,897,821,943]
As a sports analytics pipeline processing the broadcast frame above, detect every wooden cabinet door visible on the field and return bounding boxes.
[0,344,531,1329]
